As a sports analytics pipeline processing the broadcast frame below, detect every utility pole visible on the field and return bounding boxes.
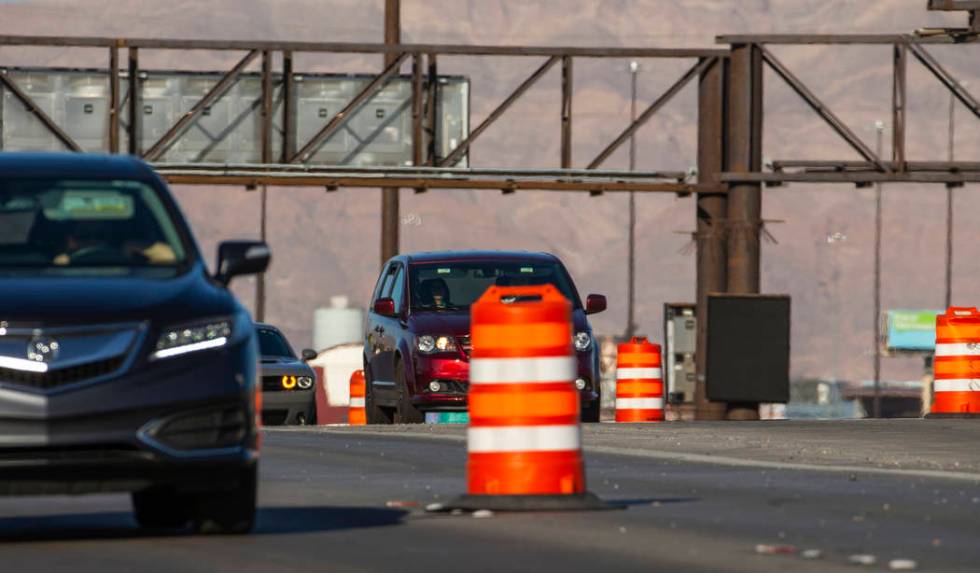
[873,120,885,419]
[380,0,401,267]
[944,83,963,311]
[625,60,639,339]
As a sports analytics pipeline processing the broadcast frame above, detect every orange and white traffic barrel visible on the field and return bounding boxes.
[615,337,664,423]
[443,284,603,511]
[348,369,367,425]
[931,307,980,417]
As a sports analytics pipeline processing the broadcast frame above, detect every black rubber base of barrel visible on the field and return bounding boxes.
[924,412,980,419]
[434,492,615,512]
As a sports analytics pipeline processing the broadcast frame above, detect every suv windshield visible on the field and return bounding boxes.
[409,260,580,312]
[0,178,188,276]
[257,328,295,358]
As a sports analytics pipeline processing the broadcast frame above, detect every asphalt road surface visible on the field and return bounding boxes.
[1,420,978,572]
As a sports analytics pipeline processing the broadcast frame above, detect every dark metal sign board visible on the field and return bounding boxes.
[706,294,791,404]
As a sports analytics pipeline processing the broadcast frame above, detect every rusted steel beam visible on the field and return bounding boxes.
[143,49,260,161]
[157,162,688,179]
[725,44,763,298]
[695,55,729,421]
[907,43,980,121]
[893,43,907,170]
[290,52,408,164]
[158,171,719,193]
[438,56,560,167]
[561,56,573,168]
[281,51,295,163]
[412,53,424,167]
[108,45,120,153]
[717,33,970,44]
[0,35,730,58]
[0,70,81,152]
[720,171,980,183]
[759,45,890,172]
[587,57,713,170]
[773,160,980,171]
[424,53,438,165]
[927,1,980,10]
[127,47,141,155]
[261,50,273,164]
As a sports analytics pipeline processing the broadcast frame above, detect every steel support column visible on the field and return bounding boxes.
[695,57,729,421]
[425,53,439,165]
[561,56,573,168]
[893,43,907,169]
[127,47,141,155]
[724,43,763,420]
[109,45,120,153]
[255,49,273,323]
[380,0,401,266]
[281,51,296,162]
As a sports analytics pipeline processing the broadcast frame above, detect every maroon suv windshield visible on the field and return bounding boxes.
[409,261,581,311]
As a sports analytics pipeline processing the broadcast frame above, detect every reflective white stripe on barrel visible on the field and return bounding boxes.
[467,425,581,453]
[935,342,980,357]
[933,379,980,392]
[469,356,576,385]
[616,367,662,380]
[615,397,664,410]
[348,397,366,408]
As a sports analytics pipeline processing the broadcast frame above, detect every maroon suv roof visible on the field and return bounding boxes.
[400,250,560,264]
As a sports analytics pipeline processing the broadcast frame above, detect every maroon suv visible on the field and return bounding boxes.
[363,251,606,424]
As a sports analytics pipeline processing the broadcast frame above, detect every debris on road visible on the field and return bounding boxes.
[754,544,798,555]
[472,509,494,519]
[848,554,877,566]
[425,503,445,512]
[800,549,823,560]
[888,559,918,571]
[385,500,420,508]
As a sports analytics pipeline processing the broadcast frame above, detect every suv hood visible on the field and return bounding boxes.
[0,266,237,326]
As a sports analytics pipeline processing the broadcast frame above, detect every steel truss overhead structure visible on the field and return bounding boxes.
[0,34,724,196]
[0,2,976,420]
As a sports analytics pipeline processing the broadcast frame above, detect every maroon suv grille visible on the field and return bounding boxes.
[0,356,126,390]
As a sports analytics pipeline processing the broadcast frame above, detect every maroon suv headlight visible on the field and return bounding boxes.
[416,335,458,354]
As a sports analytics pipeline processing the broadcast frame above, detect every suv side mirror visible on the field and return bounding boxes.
[373,298,396,317]
[585,294,607,315]
[301,348,318,362]
[215,241,270,286]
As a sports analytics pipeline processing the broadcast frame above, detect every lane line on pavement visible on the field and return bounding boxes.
[291,428,980,483]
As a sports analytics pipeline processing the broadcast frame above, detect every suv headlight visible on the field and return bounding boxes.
[416,335,458,354]
[153,319,233,359]
[573,331,592,352]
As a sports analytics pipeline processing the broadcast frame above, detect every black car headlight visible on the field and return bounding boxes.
[153,318,233,360]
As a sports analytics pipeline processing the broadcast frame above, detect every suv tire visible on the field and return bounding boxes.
[132,487,192,529]
[393,360,424,424]
[189,465,257,534]
[364,365,393,425]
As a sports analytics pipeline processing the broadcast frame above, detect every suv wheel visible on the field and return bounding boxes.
[132,487,192,529]
[393,360,424,424]
[189,464,257,534]
[364,365,393,425]
[580,400,601,423]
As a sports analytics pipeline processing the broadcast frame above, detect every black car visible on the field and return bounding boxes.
[0,153,269,534]
[256,323,318,425]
